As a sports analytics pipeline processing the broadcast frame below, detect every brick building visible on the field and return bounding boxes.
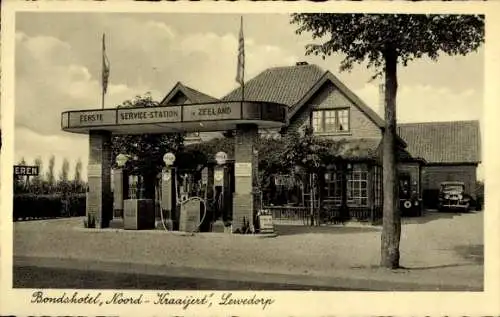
[178,62,481,218]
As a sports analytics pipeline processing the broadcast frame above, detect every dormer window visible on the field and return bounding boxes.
[311,108,350,133]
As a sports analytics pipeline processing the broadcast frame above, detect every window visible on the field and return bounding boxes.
[128,175,145,199]
[311,109,350,133]
[312,111,323,132]
[324,172,343,206]
[373,166,382,207]
[347,166,368,206]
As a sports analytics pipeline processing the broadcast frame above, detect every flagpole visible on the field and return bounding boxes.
[101,84,105,110]
[101,33,105,109]
[240,16,244,104]
[236,15,245,122]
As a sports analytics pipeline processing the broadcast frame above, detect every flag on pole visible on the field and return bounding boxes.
[236,16,245,86]
[102,33,110,96]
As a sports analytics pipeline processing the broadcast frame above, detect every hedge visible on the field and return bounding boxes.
[14,193,86,221]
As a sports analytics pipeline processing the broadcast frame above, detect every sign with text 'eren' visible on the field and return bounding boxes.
[117,107,181,125]
[68,110,116,128]
[183,102,241,122]
[14,165,39,176]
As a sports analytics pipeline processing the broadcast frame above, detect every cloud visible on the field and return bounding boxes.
[354,83,483,124]
[15,17,299,170]
[15,126,89,181]
[354,82,484,180]
[15,31,164,136]
[168,31,298,98]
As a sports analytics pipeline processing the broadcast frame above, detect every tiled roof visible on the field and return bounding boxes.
[322,138,411,162]
[338,138,381,160]
[222,64,326,107]
[397,120,481,164]
[222,63,388,130]
[160,82,219,105]
[182,84,219,103]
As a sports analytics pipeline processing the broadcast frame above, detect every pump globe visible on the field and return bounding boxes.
[163,152,176,166]
[215,151,228,165]
[116,154,128,167]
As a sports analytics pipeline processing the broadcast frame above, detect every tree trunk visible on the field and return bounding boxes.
[380,47,401,269]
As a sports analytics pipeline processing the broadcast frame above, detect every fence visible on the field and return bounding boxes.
[266,206,311,225]
[264,205,382,225]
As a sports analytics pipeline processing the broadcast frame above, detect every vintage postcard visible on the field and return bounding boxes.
[1,1,499,316]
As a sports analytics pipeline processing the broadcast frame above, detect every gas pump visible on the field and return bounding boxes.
[399,172,423,217]
[158,152,176,230]
[198,167,213,232]
[213,152,233,231]
[158,152,208,233]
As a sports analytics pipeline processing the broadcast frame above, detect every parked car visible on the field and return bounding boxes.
[438,181,471,212]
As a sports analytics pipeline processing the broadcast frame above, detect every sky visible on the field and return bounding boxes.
[14,12,484,180]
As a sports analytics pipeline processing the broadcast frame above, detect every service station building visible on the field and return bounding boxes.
[61,62,481,231]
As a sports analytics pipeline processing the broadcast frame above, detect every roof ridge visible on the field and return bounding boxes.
[267,63,322,69]
[399,120,479,126]
[182,84,219,101]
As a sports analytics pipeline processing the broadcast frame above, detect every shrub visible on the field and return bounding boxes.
[13,193,86,221]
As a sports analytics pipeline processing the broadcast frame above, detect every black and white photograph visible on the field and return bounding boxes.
[1,1,499,316]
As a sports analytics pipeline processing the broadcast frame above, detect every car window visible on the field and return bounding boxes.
[441,185,464,192]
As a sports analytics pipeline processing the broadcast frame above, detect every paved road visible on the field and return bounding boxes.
[13,266,360,291]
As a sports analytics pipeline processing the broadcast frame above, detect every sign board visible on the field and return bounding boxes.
[261,103,286,122]
[201,168,208,185]
[87,164,102,178]
[162,172,172,182]
[68,110,116,128]
[179,199,201,232]
[13,165,39,176]
[235,162,252,177]
[259,215,274,233]
[183,102,241,122]
[214,169,224,186]
[242,102,261,120]
[62,102,287,133]
[117,107,181,125]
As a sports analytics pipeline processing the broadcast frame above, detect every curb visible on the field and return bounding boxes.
[73,226,279,238]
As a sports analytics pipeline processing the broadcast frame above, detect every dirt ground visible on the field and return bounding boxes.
[12,210,483,290]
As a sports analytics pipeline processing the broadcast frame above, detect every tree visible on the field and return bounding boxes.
[14,157,28,193]
[59,158,70,182]
[46,155,56,187]
[291,13,484,268]
[31,156,44,194]
[70,158,85,193]
[57,157,70,194]
[281,126,347,225]
[112,93,184,199]
[74,158,82,182]
[33,156,43,180]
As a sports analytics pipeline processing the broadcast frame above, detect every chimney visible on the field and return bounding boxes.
[296,61,308,66]
[378,82,385,119]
